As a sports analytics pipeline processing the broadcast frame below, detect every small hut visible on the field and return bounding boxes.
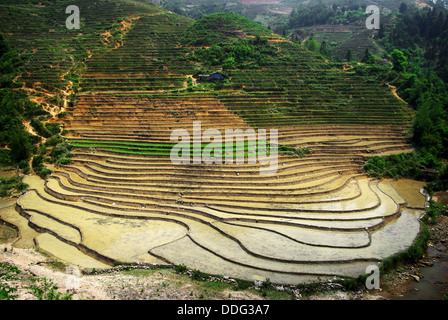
[198,72,226,81]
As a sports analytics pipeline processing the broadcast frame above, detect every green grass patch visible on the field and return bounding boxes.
[118,268,158,278]
[422,200,448,225]
[67,139,298,157]
[0,262,21,300]
[0,176,28,198]
[1,261,72,300]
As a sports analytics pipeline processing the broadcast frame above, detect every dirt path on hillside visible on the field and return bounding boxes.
[387,83,408,105]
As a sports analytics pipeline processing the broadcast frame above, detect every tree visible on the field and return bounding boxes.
[361,49,375,64]
[9,130,32,163]
[319,41,329,57]
[223,57,236,69]
[378,22,385,39]
[413,97,447,158]
[391,49,408,72]
[305,38,318,52]
[399,2,408,14]
[346,49,352,62]
[0,33,9,56]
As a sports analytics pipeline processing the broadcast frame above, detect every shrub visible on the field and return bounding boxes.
[191,269,206,281]
[0,176,28,198]
[27,277,72,300]
[422,201,448,225]
[48,138,73,166]
[45,123,61,136]
[0,149,10,166]
[425,165,448,195]
[0,263,21,300]
[32,155,43,170]
[38,167,52,179]
[363,151,442,181]
[174,264,187,273]
[30,118,52,138]
[192,37,277,70]
[8,131,32,164]
[45,135,62,147]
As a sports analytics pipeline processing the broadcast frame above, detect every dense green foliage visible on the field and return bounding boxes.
[0,89,43,168]
[183,12,273,46]
[191,36,277,70]
[383,2,448,83]
[0,176,28,198]
[0,35,46,174]
[286,1,369,30]
[303,38,333,59]
[0,34,24,88]
[364,152,442,181]
[362,3,448,191]
[48,137,73,167]
[0,31,66,184]
[381,5,448,166]
[425,166,448,196]
[1,35,34,167]
[422,200,448,225]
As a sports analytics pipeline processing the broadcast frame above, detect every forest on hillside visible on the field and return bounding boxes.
[360,2,448,194]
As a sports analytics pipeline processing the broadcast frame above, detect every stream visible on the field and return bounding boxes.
[399,244,448,300]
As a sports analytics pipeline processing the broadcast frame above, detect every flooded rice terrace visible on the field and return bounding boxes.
[0,172,435,287]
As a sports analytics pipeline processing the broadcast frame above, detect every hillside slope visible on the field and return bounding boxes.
[0,1,426,286]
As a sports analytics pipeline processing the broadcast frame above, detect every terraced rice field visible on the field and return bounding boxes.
[15,88,425,284]
[1,1,428,285]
